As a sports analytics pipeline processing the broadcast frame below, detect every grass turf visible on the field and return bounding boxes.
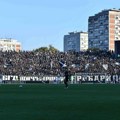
[0,84,120,120]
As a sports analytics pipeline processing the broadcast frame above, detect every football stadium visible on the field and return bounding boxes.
[0,49,120,120]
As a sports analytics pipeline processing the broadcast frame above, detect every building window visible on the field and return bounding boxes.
[115,37,118,39]
[116,16,119,19]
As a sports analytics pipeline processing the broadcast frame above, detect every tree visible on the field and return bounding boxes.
[34,47,48,52]
[34,45,59,53]
[48,45,59,53]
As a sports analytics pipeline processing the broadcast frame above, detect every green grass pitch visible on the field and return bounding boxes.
[0,84,120,120]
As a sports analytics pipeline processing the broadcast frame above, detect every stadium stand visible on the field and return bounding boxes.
[0,49,120,77]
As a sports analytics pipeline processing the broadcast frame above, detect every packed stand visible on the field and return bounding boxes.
[0,49,120,76]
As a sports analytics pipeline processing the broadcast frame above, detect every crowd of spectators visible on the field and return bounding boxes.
[0,49,120,76]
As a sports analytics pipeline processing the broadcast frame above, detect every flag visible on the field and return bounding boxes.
[103,64,108,70]
[71,64,76,68]
[50,60,53,69]
[85,63,89,69]
[115,62,120,66]
[59,60,67,67]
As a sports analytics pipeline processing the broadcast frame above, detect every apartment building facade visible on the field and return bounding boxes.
[64,31,88,52]
[88,9,120,51]
[0,38,21,52]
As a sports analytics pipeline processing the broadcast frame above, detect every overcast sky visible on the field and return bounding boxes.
[0,0,120,51]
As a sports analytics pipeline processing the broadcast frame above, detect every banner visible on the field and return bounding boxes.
[1,73,120,84]
[75,73,120,83]
[2,75,64,82]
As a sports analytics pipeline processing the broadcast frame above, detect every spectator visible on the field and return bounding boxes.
[0,49,119,76]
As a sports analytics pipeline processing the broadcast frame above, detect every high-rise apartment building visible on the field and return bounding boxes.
[64,31,88,52]
[0,38,21,52]
[88,9,120,51]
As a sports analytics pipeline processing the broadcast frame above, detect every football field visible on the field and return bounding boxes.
[0,84,120,120]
